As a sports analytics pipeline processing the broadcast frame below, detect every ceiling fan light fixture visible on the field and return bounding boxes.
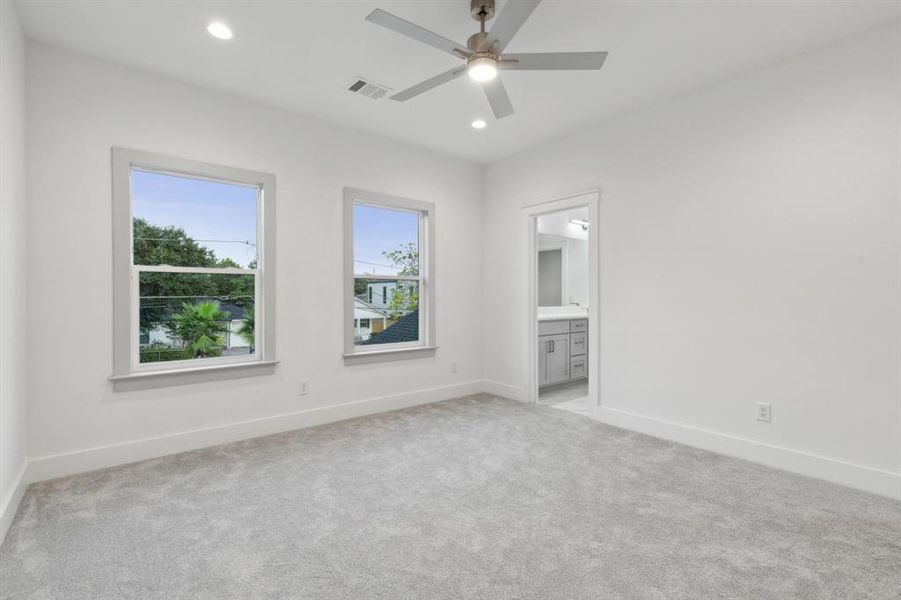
[206,21,233,40]
[467,56,499,82]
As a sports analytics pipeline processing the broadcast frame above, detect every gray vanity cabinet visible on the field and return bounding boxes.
[539,318,588,388]
[539,333,570,386]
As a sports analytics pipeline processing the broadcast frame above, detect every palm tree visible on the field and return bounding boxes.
[166,301,230,358]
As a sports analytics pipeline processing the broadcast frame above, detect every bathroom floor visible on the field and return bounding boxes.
[538,379,589,416]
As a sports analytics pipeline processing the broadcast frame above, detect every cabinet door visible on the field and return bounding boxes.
[546,334,570,385]
[538,338,550,386]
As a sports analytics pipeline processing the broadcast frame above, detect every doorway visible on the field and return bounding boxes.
[524,191,600,417]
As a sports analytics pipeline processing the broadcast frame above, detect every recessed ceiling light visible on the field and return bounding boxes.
[471,119,487,130]
[207,22,233,40]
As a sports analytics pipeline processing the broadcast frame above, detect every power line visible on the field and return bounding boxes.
[354,259,400,270]
[135,237,256,246]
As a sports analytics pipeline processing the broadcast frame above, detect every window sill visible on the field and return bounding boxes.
[343,345,438,364]
[110,360,279,392]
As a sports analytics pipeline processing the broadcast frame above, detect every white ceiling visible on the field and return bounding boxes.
[15,0,901,164]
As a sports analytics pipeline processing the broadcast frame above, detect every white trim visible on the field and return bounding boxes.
[484,380,901,500]
[343,345,438,363]
[135,265,255,276]
[524,190,601,416]
[25,380,483,484]
[482,380,528,402]
[9,380,899,527]
[596,405,901,500]
[133,352,262,374]
[111,147,277,385]
[353,274,421,282]
[343,187,436,360]
[110,360,279,391]
[0,462,28,545]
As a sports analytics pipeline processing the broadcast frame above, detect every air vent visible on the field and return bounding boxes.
[347,77,392,100]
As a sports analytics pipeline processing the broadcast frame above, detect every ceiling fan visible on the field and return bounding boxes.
[365,0,607,120]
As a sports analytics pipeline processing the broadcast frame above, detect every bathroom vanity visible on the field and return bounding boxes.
[538,315,588,388]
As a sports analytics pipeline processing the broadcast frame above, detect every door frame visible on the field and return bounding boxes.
[524,189,601,416]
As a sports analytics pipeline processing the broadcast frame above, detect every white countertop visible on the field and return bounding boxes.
[537,307,588,322]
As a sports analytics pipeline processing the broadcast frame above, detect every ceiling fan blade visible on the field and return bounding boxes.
[488,0,542,54]
[483,77,515,119]
[500,52,608,70]
[366,9,470,58]
[391,67,467,102]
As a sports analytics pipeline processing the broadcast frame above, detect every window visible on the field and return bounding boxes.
[344,188,435,358]
[112,148,276,385]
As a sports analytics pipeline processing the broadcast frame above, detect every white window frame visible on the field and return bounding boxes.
[111,148,277,389]
[344,188,436,360]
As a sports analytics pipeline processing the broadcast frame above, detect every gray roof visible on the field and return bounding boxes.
[360,309,419,345]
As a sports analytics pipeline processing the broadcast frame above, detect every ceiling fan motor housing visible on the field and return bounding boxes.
[470,0,496,22]
[467,31,494,53]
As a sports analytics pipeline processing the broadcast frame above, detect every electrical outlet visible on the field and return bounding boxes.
[756,402,771,423]
[451,361,458,374]
[299,381,310,396]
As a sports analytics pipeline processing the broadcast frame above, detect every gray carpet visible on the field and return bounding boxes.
[2,395,900,599]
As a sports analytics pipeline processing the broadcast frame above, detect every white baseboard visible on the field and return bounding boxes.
[596,405,901,501]
[14,381,900,531]
[483,380,527,402]
[26,380,485,485]
[0,462,28,545]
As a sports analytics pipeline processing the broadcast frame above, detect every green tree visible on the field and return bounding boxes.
[134,218,255,336]
[387,282,418,316]
[383,242,419,276]
[383,243,420,316]
[133,217,217,267]
[354,279,369,297]
[166,301,230,358]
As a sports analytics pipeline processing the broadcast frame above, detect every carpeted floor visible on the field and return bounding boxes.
[2,395,900,599]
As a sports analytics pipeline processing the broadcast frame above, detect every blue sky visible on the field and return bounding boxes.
[132,169,258,267]
[353,204,419,276]
[133,171,418,274]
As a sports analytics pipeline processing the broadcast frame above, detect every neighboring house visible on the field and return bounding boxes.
[360,309,419,345]
[142,300,252,353]
[364,280,416,311]
[353,298,391,342]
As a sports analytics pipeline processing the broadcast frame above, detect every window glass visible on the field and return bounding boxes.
[353,278,419,346]
[345,190,432,357]
[352,204,419,276]
[132,169,258,269]
[138,272,255,363]
[132,169,258,365]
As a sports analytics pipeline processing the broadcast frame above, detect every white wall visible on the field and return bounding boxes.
[483,24,901,498]
[0,0,29,537]
[25,43,484,477]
